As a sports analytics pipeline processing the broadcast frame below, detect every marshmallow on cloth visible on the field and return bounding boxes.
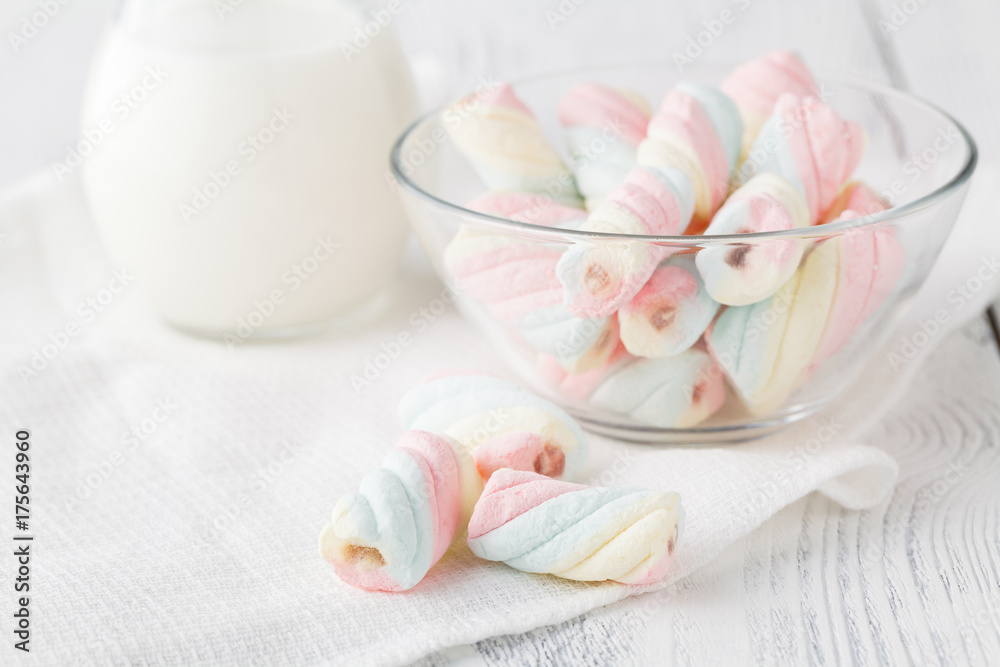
[318,430,483,592]
[618,253,721,358]
[398,371,589,483]
[707,222,905,415]
[557,83,652,210]
[720,50,819,159]
[467,469,683,585]
[445,82,583,207]
[444,196,616,373]
[697,95,866,306]
[321,370,595,592]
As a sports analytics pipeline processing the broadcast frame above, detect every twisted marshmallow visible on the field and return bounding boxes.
[399,372,589,482]
[537,340,631,398]
[557,83,652,210]
[468,469,683,584]
[707,219,905,415]
[636,81,743,231]
[697,95,866,306]
[444,199,617,373]
[618,253,720,357]
[465,191,586,228]
[822,181,890,223]
[588,347,725,428]
[555,166,694,319]
[445,83,583,207]
[559,53,815,317]
[695,172,810,306]
[319,430,482,591]
[809,192,904,373]
[720,50,819,159]
[540,345,725,429]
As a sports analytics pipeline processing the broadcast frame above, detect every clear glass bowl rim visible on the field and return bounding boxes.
[390,61,978,245]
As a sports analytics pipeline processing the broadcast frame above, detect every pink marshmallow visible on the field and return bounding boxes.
[650,88,731,216]
[557,83,650,147]
[619,254,720,357]
[772,94,866,222]
[448,241,563,320]
[322,430,468,593]
[808,223,906,373]
[611,166,688,235]
[467,191,586,227]
[474,81,534,116]
[473,431,567,482]
[466,470,579,540]
[397,434,461,568]
[556,166,687,319]
[822,181,890,223]
[537,341,632,400]
[721,51,818,122]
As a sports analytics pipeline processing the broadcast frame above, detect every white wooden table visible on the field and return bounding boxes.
[1,1,998,664]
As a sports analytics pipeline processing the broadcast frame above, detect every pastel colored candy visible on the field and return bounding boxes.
[466,191,587,228]
[705,234,837,414]
[556,66,818,319]
[445,225,563,320]
[467,469,683,585]
[619,254,720,357]
[696,172,811,306]
[473,431,569,482]
[698,95,864,307]
[443,224,616,372]
[556,166,694,319]
[398,372,589,482]
[445,82,583,207]
[807,223,906,374]
[538,342,725,429]
[720,50,818,159]
[517,308,621,374]
[318,430,483,592]
[558,83,651,147]
[809,186,900,371]
[588,347,726,428]
[537,341,632,401]
[821,181,889,224]
[558,83,652,210]
[707,204,905,415]
[739,93,865,223]
[636,82,743,231]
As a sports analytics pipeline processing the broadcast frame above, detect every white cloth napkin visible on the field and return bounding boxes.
[1,166,997,667]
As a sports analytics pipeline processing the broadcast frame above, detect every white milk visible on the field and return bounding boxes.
[80,0,415,335]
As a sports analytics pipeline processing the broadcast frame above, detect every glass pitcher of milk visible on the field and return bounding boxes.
[80,0,416,338]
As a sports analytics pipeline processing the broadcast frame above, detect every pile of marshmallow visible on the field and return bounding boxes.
[442,52,906,427]
[319,371,683,591]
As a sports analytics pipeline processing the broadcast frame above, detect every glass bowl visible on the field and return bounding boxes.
[390,62,977,444]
